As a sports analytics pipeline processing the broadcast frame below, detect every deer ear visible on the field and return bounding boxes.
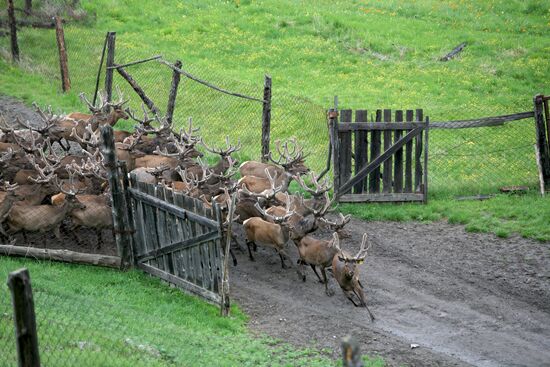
[338,256,345,262]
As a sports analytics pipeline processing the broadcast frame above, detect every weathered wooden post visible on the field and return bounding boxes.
[104,31,116,102]
[54,16,71,92]
[329,96,340,199]
[534,94,550,189]
[24,0,32,15]
[101,125,134,270]
[220,192,236,317]
[261,75,272,163]
[166,60,182,125]
[342,335,363,367]
[423,116,429,203]
[7,268,40,367]
[7,0,20,63]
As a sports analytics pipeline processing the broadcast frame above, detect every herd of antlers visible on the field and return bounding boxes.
[0,89,374,317]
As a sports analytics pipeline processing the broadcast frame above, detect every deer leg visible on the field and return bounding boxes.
[277,248,292,269]
[58,139,71,152]
[343,290,360,307]
[229,248,238,266]
[309,264,324,283]
[322,267,334,296]
[246,241,255,261]
[22,231,29,245]
[95,228,103,250]
[353,287,375,321]
[296,260,306,281]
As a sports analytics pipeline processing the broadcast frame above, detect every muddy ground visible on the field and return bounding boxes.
[229,218,550,367]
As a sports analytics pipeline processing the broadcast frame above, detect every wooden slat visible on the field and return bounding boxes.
[338,126,424,196]
[423,116,430,203]
[128,188,219,228]
[174,192,192,282]
[163,186,179,274]
[330,109,341,197]
[138,263,221,305]
[339,122,426,131]
[382,109,393,193]
[394,110,404,193]
[339,109,353,195]
[339,193,425,203]
[369,110,382,193]
[354,110,368,194]
[145,183,162,270]
[154,185,170,272]
[137,231,219,263]
[404,110,414,192]
[415,109,424,191]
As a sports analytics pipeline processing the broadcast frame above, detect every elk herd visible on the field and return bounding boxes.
[0,90,374,317]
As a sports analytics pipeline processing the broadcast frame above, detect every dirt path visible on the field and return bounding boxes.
[229,219,550,367]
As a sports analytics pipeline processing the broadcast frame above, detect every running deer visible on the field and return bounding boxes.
[243,197,296,268]
[332,233,375,320]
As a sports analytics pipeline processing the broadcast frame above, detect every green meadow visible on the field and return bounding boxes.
[0,0,548,240]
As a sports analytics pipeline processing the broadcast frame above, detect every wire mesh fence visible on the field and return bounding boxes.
[0,1,541,200]
[0,265,186,366]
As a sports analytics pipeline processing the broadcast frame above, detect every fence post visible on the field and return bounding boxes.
[329,96,340,199]
[7,268,40,367]
[104,31,116,103]
[261,75,272,163]
[342,335,363,367]
[7,0,19,62]
[24,0,32,15]
[93,33,109,106]
[54,16,71,92]
[423,116,429,203]
[101,125,134,270]
[533,94,550,189]
[166,60,182,125]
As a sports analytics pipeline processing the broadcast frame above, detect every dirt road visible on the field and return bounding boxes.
[230,219,550,367]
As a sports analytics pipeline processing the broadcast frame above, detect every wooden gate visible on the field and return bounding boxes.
[330,108,429,203]
[127,174,229,313]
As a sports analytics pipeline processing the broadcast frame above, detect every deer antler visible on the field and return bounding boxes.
[268,138,307,169]
[107,86,129,109]
[26,154,58,183]
[70,125,101,148]
[303,191,333,218]
[202,136,241,157]
[254,192,295,224]
[319,213,351,232]
[330,232,341,251]
[239,168,283,200]
[295,171,332,197]
[2,181,18,191]
[354,233,371,260]
[80,92,104,114]
[179,117,201,144]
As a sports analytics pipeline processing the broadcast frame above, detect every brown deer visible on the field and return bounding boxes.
[6,176,86,242]
[332,233,375,320]
[239,138,310,186]
[243,197,296,268]
[51,192,112,250]
[0,182,23,239]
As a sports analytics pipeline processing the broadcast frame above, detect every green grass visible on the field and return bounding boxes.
[0,0,549,242]
[0,257,385,366]
[342,191,550,242]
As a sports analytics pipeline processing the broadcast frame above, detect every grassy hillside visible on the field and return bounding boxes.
[0,257,385,366]
[0,0,549,240]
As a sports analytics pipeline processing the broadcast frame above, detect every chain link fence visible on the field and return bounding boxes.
[0,1,541,199]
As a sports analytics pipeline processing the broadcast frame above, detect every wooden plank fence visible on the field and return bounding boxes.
[127,174,229,312]
[331,108,428,203]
